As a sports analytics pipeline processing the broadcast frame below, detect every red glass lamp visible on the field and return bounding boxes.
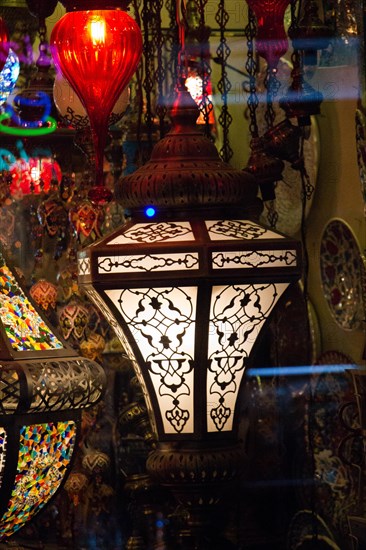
[245,0,292,68]
[50,2,143,205]
[0,17,9,74]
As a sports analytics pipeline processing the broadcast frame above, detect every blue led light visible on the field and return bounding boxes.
[145,206,156,218]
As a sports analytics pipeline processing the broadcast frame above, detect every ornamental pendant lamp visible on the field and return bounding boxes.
[78,86,302,545]
[245,0,292,69]
[50,0,143,205]
[0,243,105,541]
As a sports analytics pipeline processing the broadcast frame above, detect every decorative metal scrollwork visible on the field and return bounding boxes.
[0,358,105,414]
[122,222,193,243]
[207,220,267,240]
[98,253,199,273]
[212,250,297,269]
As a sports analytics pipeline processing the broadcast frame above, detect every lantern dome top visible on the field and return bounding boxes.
[115,88,261,219]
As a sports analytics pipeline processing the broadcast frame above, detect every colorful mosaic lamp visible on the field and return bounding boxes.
[78,87,302,544]
[0,244,105,540]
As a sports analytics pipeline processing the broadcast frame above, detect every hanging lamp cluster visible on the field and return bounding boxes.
[243,0,327,224]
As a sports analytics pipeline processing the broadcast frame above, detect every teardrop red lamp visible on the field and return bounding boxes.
[50,2,142,205]
[245,0,291,69]
[0,17,9,74]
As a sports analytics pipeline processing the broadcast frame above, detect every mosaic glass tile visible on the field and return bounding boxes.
[0,256,63,351]
[0,421,76,539]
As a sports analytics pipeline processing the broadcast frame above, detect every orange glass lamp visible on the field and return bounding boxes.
[0,244,105,541]
[50,0,143,205]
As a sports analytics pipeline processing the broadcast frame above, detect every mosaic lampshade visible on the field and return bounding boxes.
[0,244,105,540]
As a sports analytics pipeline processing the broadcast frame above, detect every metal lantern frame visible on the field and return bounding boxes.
[79,217,301,444]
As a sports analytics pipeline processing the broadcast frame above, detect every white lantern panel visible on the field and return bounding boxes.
[105,287,197,435]
[106,222,194,245]
[98,252,199,274]
[206,282,289,432]
[206,220,285,240]
[212,250,297,269]
[84,285,157,435]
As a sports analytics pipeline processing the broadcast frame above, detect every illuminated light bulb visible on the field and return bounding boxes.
[90,16,106,45]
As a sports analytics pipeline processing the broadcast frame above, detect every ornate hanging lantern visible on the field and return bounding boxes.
[0,243,105,541]
[50,1,143,205]
[78,87,302,545]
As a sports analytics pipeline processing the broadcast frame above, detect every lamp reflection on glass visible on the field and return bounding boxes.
[185,68,215,127]
[0,243,105,541]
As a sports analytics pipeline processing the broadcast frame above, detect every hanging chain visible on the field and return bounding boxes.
[244,7,259,139]
[191,0,213,138]
[131,0,144,153]
[289,0,315,201]
[165,0,180,95]
[141,0,155,150]
[264,67,281,128]
[215,0,233,162]
[151,0,167,139]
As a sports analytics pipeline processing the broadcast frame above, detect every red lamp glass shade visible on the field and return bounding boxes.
[245,0,291,68]
[0,17,9,74]
[50,9,142,204]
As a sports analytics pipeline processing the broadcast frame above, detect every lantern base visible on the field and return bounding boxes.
[146,441,245,548]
